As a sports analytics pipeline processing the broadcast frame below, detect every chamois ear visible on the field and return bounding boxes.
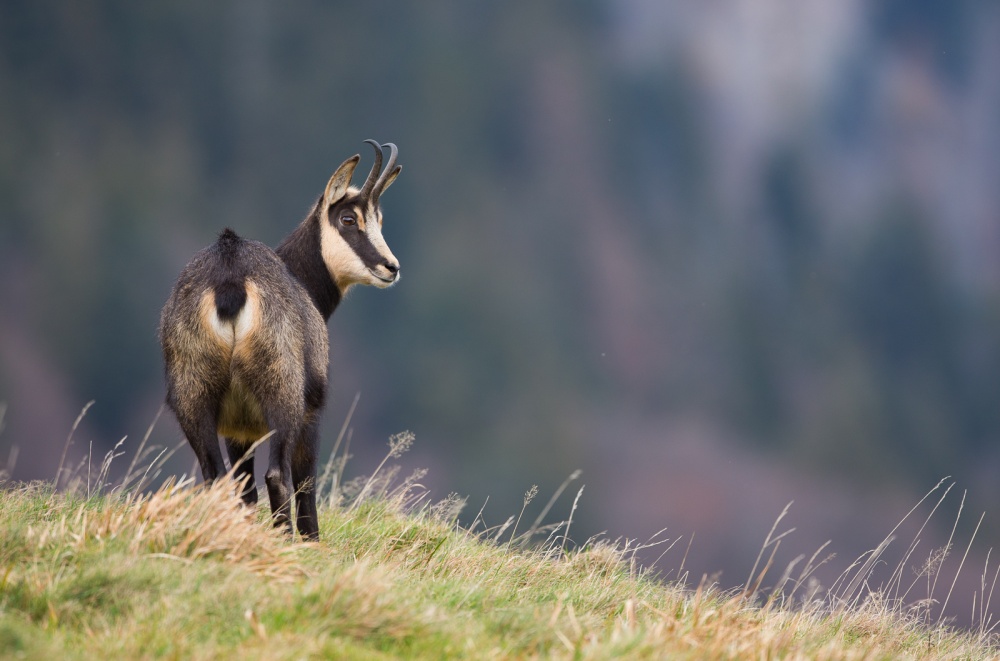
[324,155,361,206]
[379,165,402,196]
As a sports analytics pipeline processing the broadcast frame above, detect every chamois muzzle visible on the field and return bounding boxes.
[367,257,400,287]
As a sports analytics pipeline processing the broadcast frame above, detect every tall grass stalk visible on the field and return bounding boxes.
[56,399,93,489]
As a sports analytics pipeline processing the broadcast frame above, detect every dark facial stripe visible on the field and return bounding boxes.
[341,223,389,267]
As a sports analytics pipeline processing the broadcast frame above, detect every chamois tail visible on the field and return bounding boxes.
[214,280,247,321]
[213,228,248,321]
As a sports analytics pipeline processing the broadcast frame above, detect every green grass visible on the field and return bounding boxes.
[0,412,995,659]
[0,469,996,660]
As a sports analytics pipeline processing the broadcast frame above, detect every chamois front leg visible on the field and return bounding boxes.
[293,424,320,540]
[265,431,296,533]
[225,437,258,506]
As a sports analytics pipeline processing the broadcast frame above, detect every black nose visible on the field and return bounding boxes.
[384,262,399,275]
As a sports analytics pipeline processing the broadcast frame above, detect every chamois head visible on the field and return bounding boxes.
[319,140,401,292]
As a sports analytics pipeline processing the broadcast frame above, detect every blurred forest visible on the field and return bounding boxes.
[2,1,1000,607]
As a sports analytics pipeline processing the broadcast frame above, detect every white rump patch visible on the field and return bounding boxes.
[200,280,260,349]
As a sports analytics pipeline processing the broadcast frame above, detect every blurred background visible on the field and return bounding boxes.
[2,0,1000,619]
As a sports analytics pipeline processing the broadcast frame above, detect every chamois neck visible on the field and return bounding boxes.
[275,203,341,321]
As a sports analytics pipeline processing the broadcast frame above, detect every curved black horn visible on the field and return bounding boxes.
[358,139,384,199]
[372,142,399,200]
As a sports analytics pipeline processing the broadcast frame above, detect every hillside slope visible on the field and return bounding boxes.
[0,469,995,660]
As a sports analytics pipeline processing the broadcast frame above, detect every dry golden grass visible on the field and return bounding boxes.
[0,412,996,659]
[27,477,309,581]
[0,474,995,659]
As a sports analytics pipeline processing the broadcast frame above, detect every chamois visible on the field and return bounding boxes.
[159,140,401,539]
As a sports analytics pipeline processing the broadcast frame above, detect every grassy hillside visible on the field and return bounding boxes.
[0,440,996,659]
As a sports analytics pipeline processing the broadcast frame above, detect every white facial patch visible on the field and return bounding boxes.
[320,204,399,292]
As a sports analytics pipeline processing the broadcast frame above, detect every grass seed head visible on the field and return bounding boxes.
[388,430,415,458]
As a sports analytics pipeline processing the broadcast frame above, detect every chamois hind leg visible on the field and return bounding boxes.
[172,400,227,484]
[292,423,320,540]
[225,438,258,506]
[166,354,229,485]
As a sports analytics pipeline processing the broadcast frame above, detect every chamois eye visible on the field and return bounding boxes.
[341,214,356,226]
